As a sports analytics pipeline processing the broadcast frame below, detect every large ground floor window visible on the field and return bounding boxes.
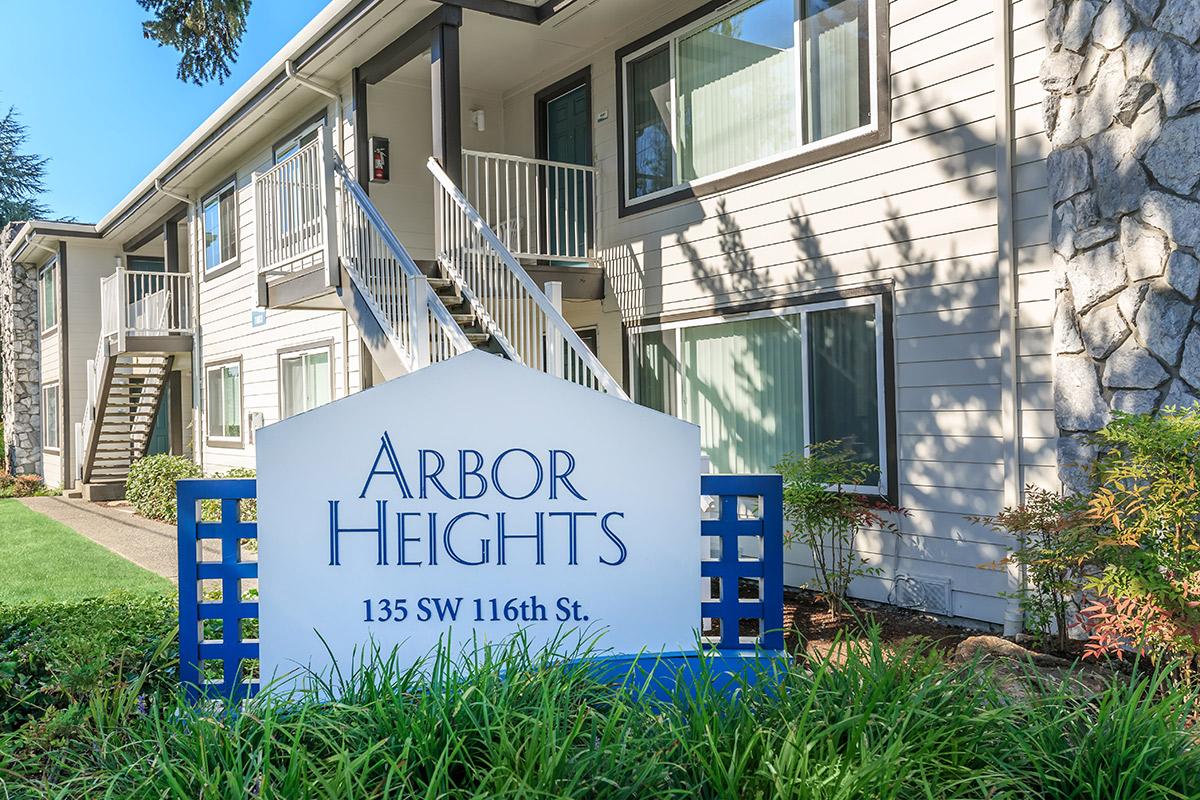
[280,344,332,419]
[630,293,891,494]
[205,359,243,445]
[41,383,60,452]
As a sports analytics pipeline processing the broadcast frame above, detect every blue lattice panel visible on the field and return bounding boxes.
[699,474,785,651]
[178,478,260,701]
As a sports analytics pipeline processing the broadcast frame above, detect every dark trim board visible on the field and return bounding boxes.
[353,68,370,191]
[358,6,462,85]
[534,66,592,162]
[436,0,583,25]
[123,202,188,253]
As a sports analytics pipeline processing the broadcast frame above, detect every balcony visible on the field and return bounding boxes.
[100,266,194,353]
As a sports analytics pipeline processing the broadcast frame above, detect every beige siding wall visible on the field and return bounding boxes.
[196,99,364,473]
[493,0,1054,624]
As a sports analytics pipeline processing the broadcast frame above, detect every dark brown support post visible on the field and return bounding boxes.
[430,21,463,187]
[353,67,371,193]
[168,370,184,455]
[163,221,180,272]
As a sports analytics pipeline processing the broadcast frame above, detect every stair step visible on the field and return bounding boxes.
[427,277,453,290]
[451,313,475,325]
[466,332,490,346]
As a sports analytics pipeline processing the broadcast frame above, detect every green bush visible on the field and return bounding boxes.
[124,455,202,522]
[0,593,176,734]
[201,467,257,523]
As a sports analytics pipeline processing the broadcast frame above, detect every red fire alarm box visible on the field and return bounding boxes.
[370,136,390,183]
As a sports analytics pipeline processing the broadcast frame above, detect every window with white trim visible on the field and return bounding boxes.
[630,294,889,493]
[205,361,242,442]
[42,383,60,451]
[38,261,57,332]
[280,346,332,418]
[273,117,324,165]
[622,0,879,206]
[202,179,238,273]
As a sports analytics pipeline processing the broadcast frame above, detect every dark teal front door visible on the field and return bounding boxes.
[543,83,591,259]
[147,378,171,456]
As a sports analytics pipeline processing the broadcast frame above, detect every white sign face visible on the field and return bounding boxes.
[257,351,700,687]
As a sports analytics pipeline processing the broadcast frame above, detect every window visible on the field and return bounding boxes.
[206,361,242,443]
[620,0,880,208]
[202,179,238,273]
[280,346,332,419]
[630,294,889,493]
[273,116,324,164]
[38,261,57,332]
[42,383,60,451]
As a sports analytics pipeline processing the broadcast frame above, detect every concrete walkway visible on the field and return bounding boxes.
[17,496,216,583]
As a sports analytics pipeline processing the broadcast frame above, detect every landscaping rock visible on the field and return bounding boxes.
[1135,282,1192,363]
[1142,192,1200,251]
[1143,113,1200,195]
[1051,93,1083,147]
[1052,201,1077,258]
[1165,250,1200,300]
[1126,27,1163,75]
[1066,241,1126,312]
[1080,302,1130,357]
[1081,57,1127,140]
[1056,355,1110,430]
[1128,0,1162,27]
[1156,0,1200,44]
[1111,388,1160,414]
[1120,216,1168,280]
[1103,338,1169,388]
[1074,222,1118,250]
[954,635,1071,668]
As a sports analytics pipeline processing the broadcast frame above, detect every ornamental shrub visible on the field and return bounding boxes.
[125,455,202,523]
[0,592,176,734]
[777,442,904,615]
[11,474,46,498]
[200,467,256,523]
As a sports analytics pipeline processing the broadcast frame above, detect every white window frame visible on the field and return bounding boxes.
[42,382,60,452]
[628,293,889,495]
[38,260,58,333]
[620,0,884,209]
[273,116,325,165]
[278,344,334,419]
[205,360,243,445]
[201,178,239,275]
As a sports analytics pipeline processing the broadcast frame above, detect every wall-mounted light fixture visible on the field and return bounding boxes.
[471,109,486,132]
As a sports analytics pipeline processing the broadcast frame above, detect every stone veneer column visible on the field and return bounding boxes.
[1042,0,1200,490]
[0,225,42,476]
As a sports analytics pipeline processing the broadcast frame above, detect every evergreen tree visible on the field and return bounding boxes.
[0,107,49,230]
[139,0,252,85]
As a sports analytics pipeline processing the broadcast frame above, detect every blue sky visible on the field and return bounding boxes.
[0,0,329,223]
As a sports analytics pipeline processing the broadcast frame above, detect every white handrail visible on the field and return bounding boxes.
[255,136,327,276]
[429,157,627,398]
[462,150,597,263]
[332,156,475,368]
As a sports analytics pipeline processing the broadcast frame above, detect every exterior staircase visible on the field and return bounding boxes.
[82,354,173,487]
[258,126,625,397]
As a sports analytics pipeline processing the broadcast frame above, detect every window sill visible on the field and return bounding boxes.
[203,258,240,281]
[42,446,61,455]
[619,124,891,218]
[40,325,59,339]
[206,437,244,450]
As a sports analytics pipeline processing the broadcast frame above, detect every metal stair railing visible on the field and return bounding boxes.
[429,157,627,399]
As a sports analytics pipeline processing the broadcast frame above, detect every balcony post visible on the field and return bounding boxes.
[408,274,431,369]
[545,280,564,379]
[430,20,463,188]
[319,124,340,289]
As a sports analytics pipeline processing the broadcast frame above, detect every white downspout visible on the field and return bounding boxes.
[155,179,203,470]
[993,0,1024,637]
[285,59,351,397]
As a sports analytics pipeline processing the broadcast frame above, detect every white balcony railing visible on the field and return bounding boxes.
[254,134,332,277]
[99,266,194,348]
[461,151,597,263]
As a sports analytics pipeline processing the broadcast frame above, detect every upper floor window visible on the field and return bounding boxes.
[620,0,882,210]
[630,293,892,496]
[38,260,57,332]
[273,116,324,164]
[202,178,238,273]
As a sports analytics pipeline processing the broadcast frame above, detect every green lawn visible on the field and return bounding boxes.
[0,499,171,603]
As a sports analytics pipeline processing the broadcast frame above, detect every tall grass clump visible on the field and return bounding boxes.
[1,630,1197,799]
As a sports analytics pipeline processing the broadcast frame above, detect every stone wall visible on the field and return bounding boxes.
[0,225,42,476]
[1043,0,1200,490]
